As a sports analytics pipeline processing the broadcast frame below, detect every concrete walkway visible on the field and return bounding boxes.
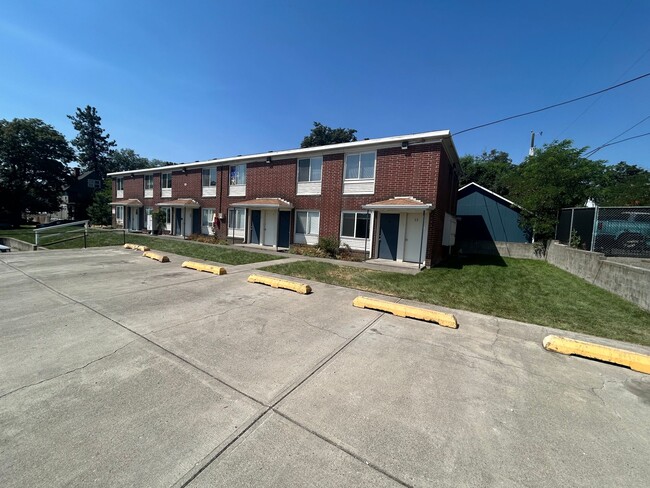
[1,248,649,487]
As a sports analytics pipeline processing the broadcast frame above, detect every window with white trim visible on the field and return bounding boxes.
[161,173,172,197]
[344,152,375,180]
[144,174,154,198]
[201,208,216,234]
[116,178,124,191]
[341,212,370,239]
[228,208,246,230]
[230,164,246,186]
[115,205,124,224]
[295,211,320,236]
[161,207,172,230]
[144,175,154,190]
[202,168,217,187]
[297,157,322,182]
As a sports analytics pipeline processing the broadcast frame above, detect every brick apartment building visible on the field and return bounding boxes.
[108,129,460,266]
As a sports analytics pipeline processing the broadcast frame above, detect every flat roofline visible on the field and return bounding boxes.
[108,129,458,177]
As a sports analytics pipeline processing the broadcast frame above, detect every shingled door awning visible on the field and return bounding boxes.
[230,198,293,209]
[155,198,200,208]
[362,196,433,211]
[110,199,143,207]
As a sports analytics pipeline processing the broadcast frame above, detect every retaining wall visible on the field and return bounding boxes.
[547,241,650,312]
[458,240,544,260]
[0,237,37,251]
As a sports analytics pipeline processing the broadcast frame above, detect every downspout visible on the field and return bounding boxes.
[418,209,425,270]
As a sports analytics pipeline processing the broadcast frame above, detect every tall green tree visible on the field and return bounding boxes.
[301,122,357,148]
[0,118,74,227]
[107,148,171,173]
[68,105,116,177]
[86,178,113,225]
[459,149,514,196]
[508,140,606,239]
[598,162,650,206]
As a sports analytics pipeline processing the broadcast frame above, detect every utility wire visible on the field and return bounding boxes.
[555,47,650,139]
[584,130,650,158]
[584,115,650,157]
[454,71,650,136]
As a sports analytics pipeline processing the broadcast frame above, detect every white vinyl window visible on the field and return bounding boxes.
[161,207,172,231]
[341,212,370,239]
[161,173,172,198]
[229,164,246,196]
[228,208,246,230]
[116,178,124,191]
[295,211,320,236]
[144,175,154,189]
[202,167,217,197]
[230,164,246,186]
[344,152,375,180]
[115,205,124,224]
[202,208,215,235]
[297,157,322,182]
[144,174,154,198]
[343,151,376,194]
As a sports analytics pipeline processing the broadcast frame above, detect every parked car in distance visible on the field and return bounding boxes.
[595,211,650,254]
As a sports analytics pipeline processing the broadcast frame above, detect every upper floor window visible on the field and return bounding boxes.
[202,167,217,197]
[161,173,172,198]
[87,179,102,189]
[161,173,172,189]
[230,164,246,186]
[116,178,124,191]
[202,168,217,187]
[229,164,246,197]
[298,156,322,182]
[144,175,154,190]
[344,152,375,180]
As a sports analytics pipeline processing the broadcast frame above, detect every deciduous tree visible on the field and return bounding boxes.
[0,118,74,226]
[508,140,606,239]
[300,122,357,148]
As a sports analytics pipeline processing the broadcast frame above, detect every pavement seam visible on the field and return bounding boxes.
[274,410,414,488]
[3,261,267,408]
[0,340,136,400]
[174,312,390,487]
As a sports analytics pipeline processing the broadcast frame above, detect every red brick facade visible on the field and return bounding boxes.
[112,135,459,266]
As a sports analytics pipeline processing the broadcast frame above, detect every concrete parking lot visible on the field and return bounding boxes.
[1,248,649,487]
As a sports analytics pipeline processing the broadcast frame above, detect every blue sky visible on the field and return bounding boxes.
[1,0,649,168]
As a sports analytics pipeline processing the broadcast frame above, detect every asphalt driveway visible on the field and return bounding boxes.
[1,248,649,487]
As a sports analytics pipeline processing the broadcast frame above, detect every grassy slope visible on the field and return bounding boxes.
[262,256,650,346]
[0,227,281,266]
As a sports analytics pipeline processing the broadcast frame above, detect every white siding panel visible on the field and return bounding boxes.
[116,190,124,198]
[161,188,172,198]
[294,233,319,245]
[340,236,370,251]
[144,189,153,198]
[229,185,246,197]
[296,181,321,195]
[202,186,217,197]
[343,180,375,195]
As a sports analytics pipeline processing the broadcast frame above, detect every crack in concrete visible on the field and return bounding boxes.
[0,340,136,400]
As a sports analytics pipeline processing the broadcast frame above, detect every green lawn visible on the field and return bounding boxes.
[261,256,650,346]
[0,227,282,266]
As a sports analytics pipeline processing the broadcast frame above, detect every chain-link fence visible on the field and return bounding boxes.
[556,206,650,257]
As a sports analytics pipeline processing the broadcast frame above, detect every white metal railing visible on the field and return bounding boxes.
[34,220,89,247]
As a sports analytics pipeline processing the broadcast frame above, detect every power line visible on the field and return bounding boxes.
[454,71,650,136]
[584,130,650,158]
[584,115,650,157]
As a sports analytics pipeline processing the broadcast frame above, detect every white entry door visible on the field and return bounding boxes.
[262,210,277,246]
[404,213,423,263]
